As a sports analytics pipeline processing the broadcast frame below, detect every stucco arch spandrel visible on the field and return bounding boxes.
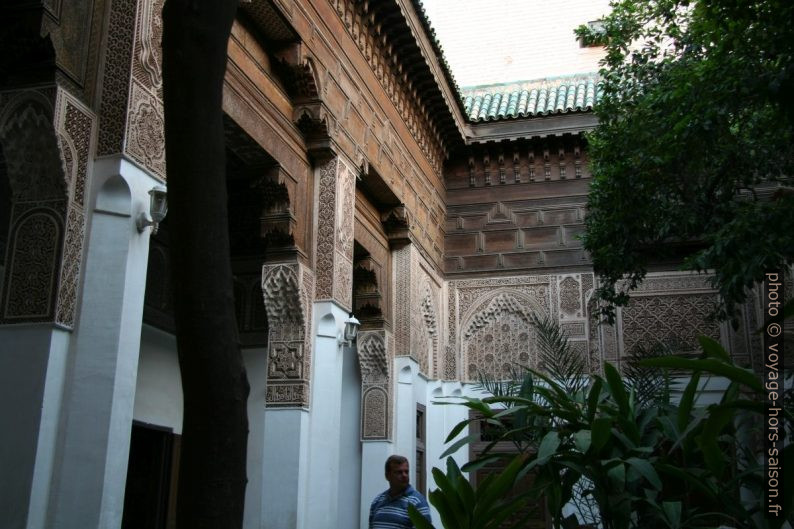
[460,289,546,381]
[0,93,67,201]
[261,264,305,326]
[460,289,545,341]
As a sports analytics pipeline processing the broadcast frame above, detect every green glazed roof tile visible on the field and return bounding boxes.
[462,73,601,122]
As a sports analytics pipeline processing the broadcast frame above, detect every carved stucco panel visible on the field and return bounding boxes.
[393,244,411,357]
[262,263,314,407]
[98,0,136,156]
[125,81,165,179]
[3,211,62,320]
[461,292,541,381]
[133,0,164,92]
[558,275,581,318]
[620,293,720,359]
[445,283,458,380]
[315,157,338,301]
[358,330,392,439]
[0,87,94,327]
[53,92,95,327]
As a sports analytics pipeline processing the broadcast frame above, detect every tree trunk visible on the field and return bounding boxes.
[161,1,249,528]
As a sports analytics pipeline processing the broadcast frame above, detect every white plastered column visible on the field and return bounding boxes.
[47,156,159,529]
[303,302,349,528]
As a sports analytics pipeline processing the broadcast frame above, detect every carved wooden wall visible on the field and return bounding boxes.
[445,136,591,276]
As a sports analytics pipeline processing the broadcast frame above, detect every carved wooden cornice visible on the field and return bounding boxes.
[326,0,466,174]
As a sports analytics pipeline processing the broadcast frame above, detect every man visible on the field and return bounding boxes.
[369,455,433,528]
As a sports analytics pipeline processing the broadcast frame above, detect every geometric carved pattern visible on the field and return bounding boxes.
[98,0,136,156]
[53,92,95,327]
[263,263,313,407]
[54,205,84,327]
[621,293,721,356]
[462,292,537,381]
[358,330,391,439]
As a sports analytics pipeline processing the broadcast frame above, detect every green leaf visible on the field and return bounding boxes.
[662,501,682,529]
[573,429,592,453]
[444,419,472,444]
[640,356,763,393]
[591,417,612,453]
[607,463,626,491]
[604,362,630,416]
[698,335,730,363]
[626,457,662,490]
[441,433,481,458]
[537,431,561,463]
[678,371,701,433]
[407,504,435,529]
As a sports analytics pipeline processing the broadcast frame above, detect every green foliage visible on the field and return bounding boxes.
[577,0,794,323]
[407,456,532,529]
[434,320,793,529]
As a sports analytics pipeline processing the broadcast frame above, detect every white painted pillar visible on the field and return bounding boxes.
[242,345,268,529]
[360,440,392,528]
[337,341,362,529]
[48,157,158,529]
[304,301,348,529]
[394,357,419,481]
[0,325,70,529]
[261,408,311,529]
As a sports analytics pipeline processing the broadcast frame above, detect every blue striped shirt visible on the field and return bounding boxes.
[369,485,432,528]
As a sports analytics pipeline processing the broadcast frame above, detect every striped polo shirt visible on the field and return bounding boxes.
[369,484,433,528]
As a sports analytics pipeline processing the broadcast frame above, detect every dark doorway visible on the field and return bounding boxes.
[122,422,179,529]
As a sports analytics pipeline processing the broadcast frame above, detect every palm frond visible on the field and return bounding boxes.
[531,313,588,395]
[623,342,674,408]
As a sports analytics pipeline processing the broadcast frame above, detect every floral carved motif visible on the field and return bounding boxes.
[559,276,581,317]
[3,211,61,320]
[362,388,388,439]
[125,82,165,178]
[315,158,338,301]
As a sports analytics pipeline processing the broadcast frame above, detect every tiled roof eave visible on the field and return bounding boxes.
[466,111,599,144]
[472,106,595,123]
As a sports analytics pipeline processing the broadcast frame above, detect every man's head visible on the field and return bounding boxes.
[384,455,410,493]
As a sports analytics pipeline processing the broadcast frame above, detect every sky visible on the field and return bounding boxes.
[420,0,612,88]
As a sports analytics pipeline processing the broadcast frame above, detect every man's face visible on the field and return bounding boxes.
[386,461,410,491]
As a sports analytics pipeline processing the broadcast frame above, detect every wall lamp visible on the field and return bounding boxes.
[137,186,168,235]
[339,314,360,347]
